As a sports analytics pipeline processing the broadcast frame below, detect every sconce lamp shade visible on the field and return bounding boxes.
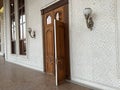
[83,8,92,15]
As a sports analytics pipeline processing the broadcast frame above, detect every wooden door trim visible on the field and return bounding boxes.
[41,0,68,15]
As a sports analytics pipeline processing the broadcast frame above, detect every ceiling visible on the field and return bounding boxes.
[0,0,3,9]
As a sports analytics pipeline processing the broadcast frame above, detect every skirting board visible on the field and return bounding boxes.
[5,58,44,73]
[67,77,120,90]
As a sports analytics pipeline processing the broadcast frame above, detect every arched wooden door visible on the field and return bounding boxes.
[43,5,65,74]
[54,19,66,85]
[42,3,70,85]
[44,12,55,75]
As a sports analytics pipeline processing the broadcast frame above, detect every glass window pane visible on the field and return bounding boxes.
[23,23,26,39]
[20,24,23,39]
[10,0,16,54]
[47,15,52,24]
[56,12,60,20]
[23,15,25,22]
[18,0,26,55]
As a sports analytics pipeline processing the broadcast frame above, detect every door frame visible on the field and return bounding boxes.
[41,0,70,79]
[41,0,68,15]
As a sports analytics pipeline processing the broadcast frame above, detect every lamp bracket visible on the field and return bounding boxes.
[84,8,94,30]
[28,28,36,38]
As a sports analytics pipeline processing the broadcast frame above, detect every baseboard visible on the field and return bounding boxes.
[5,58,44,73]
[67,77,119,90]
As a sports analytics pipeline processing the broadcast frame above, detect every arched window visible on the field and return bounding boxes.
[47,15,52,25]
[55,12,60,20]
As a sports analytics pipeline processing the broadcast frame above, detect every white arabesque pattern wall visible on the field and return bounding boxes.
[3,0,120,90]
[69,0,119,90]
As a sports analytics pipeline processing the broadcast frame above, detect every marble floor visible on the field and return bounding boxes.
[0,56,92,90]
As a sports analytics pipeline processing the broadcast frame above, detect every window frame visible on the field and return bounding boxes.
[9,0,27,56]
[10,0,17,54]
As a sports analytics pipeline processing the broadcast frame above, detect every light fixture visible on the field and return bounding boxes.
[28,28,36,38]
[83,8,94,30]
[0,7,3,13]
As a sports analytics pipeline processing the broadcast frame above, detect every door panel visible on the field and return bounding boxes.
[45,28,55,74]
[44,12,55,75]
[54,20,66,85]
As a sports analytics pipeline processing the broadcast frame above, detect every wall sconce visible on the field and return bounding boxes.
[83,8,94,30]
[28,28,36,38]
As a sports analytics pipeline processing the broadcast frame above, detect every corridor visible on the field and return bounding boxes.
[0,56,91,90]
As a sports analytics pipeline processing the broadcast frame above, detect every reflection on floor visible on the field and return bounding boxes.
[0,56,92,90]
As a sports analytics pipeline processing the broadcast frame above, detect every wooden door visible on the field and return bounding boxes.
[54,20,66,85]
[42,4,70,81]
[44,12,55,75]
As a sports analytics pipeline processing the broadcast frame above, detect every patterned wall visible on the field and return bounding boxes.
[69,0,120,89]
